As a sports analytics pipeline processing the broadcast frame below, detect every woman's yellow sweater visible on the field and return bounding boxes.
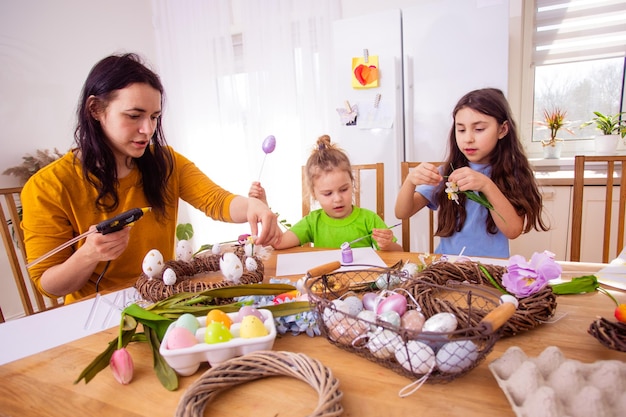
[21,148,235,304]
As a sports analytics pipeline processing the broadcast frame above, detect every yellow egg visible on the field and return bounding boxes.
[206,309,233,329]
[240,315,269,338]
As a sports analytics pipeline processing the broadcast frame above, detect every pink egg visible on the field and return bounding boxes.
[235,306,264,323]
[401,309,426,332]
[376,293,408,316]
[362,292,379,311]
[166,327,198,350]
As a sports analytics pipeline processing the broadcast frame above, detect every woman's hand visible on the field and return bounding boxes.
[242,197,282,246]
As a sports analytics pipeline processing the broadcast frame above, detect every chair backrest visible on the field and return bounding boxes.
[570,155,626,263]
[0,187,61,322]
[301,163,385,219]
[400,162,445,252]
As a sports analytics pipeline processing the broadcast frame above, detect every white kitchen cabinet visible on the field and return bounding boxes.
[510,186,571,261]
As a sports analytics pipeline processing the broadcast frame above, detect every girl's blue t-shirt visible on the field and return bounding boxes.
[415,162,509,258]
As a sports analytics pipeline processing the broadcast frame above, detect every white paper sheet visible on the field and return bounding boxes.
[275,247,388,277]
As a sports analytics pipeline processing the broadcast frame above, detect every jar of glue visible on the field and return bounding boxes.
[341,242,353,263]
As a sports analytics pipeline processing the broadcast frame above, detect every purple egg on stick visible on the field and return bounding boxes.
[258,135,276,181]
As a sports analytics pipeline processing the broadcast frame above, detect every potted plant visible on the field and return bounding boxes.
[535,108,574,159]
[580,111,626,155]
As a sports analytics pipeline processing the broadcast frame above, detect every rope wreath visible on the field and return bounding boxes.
[135,248,265,303]
[588,317,626,352]
[175,351,343,417]
[406,260,557,337]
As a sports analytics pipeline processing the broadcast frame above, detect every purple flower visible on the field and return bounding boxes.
[502,251,562,297]
[110,348,134,385]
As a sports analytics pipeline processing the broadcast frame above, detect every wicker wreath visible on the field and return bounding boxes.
[175,350,343,417]
[404,260,557,337]
[588,317,626,352]
[135,247,264,303]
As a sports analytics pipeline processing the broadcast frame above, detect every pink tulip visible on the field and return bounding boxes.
[110,348,134,384]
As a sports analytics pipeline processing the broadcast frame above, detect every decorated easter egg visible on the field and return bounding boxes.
[401,262,420,278]
[375,273,402,290]
[328,317,369,346]
[142,249,164,279]
[211,243,221,255]
[175,313,200,334]
[262,135,276,154]
[356,309,377,331]
[236,306,264,323]
[220,252,244,283]
[245,257,258,271]
[206,309,233,329]
[376,293,407,316]
[322,299,350,327]
[401,309,426,333]
[176,239,193,262]
[436,340,479,374]
[167,327,198,350]
[395,340,435,374]
[240,315,269,338]
[204,322,232,344]
[162,268,177,286]
[377,310,401,328]
[342,295,363,316]
[423,312,458,333]
[366,328,402,359]
[361,292,379,311]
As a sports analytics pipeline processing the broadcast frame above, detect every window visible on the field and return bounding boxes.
[521,0,626,155]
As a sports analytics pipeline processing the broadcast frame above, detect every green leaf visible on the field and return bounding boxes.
[550,275,599,295]
[478,263,509,295]
[175,223,194,241]
[264,301,312,317]
[122,304,175,340]
[145,326,178,391]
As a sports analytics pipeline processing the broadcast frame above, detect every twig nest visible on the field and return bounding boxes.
[142,249,164,279]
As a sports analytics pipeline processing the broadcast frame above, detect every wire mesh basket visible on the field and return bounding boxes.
[305,261,515,383]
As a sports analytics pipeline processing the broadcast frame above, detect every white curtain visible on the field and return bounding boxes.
[151,0,341,247]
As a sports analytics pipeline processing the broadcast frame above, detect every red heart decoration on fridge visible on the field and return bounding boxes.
[354,64,378,86]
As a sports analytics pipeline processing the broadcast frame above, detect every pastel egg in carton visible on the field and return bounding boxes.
[489,346,626,417]
[159,309,277,376]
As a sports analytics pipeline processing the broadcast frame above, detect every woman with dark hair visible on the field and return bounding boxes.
[395,88,548,258]
[21,53,282,303]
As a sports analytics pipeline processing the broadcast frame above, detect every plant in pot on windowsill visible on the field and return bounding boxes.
[535,108,574,159]
[580,111,626,155]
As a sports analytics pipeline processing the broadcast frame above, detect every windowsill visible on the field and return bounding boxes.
[529,151,626,170]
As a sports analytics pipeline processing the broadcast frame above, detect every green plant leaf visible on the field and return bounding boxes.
[74,328,136,385]
[175,223,194,241]
[550,275,598,294]
[145,326,178,391]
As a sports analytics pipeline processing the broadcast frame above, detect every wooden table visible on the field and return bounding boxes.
[0,249,624,416]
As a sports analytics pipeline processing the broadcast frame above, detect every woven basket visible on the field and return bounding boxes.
[135,247,264,303]
[412,260,557,337]
[306,261,517,383]
[175,350,343,417]
[588,317,626,352]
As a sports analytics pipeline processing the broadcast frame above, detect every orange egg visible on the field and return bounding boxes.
[206,309,233,329]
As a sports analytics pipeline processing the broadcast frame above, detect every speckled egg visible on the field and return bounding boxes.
[142,249,164,279]
[176,239,193,262]
[162,268,177,285]
[245,257,258,271]
[401,309,426,333]
[235,306,264,323]
[204,322,233,344]
[395,340,435,374]
[206,309,233,329]
[423,312,458,333]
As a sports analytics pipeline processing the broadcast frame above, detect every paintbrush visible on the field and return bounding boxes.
[347,222,402,246]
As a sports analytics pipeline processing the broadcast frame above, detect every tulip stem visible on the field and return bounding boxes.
[597,286,619,306]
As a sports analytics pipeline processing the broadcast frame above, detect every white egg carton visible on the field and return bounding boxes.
[489,346,626,417]
[160,309,277,376]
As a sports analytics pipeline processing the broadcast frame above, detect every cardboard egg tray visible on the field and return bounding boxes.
[159,309,277,376]
[489,346,626,417]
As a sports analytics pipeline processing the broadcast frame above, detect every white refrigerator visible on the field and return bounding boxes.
[328,0,509,252]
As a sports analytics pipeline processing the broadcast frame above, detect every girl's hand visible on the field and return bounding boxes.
[406,162,443,187]
[248,181,268,205]
[448,167,489,192]
[371,228,395,251]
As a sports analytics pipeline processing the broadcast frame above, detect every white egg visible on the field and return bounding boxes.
[211,243,221,254]
[395,340,435,374]
[342,295,363,316]
[175,239,193,262]
[423,312,458,333]
[323,299,348,327]
[356,310,377,331]
[366,328,402,359]
[162,268,177,285]
[436,340,479,374]
[245,257,258,271]
[401,262,419,278]
[375,273,402,290]
[244,242,254,257]
[220,252,244,283]
[142,249,164,279]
